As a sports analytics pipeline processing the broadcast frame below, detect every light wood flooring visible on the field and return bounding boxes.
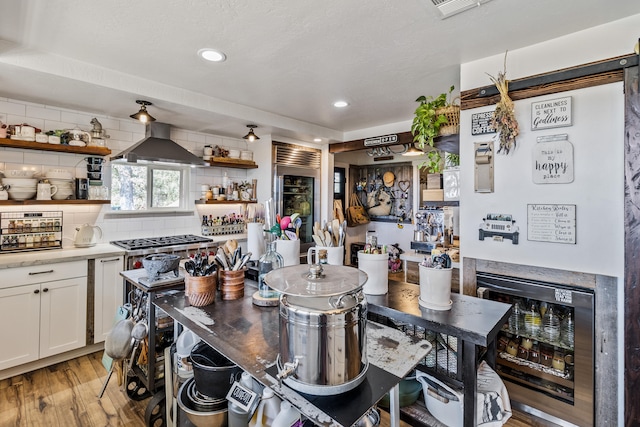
[0,351,551,427]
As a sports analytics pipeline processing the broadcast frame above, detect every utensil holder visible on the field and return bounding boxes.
[185,274,217,307]
[219,269,245,300]
[419,265,453,310]
[357,251,388,295]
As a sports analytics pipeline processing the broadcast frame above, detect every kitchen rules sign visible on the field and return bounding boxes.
[532,134,574,184]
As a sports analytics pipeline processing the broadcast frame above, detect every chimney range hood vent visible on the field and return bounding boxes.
[111,122,206,166]
[430,0,493,19]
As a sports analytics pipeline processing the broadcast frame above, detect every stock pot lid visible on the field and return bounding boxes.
[264,264,367,297]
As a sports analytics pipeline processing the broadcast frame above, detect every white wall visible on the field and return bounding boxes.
[459,14,639,420]
[0,97,254,244]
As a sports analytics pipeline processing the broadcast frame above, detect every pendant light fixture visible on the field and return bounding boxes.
[129,100,156,123]
[402,143,425,156]
[243,124,260,142]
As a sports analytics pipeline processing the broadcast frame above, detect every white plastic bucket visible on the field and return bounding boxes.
[419,265,453,310]
[357,251,388,295]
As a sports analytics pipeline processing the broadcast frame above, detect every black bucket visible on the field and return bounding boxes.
[189,342,242,399]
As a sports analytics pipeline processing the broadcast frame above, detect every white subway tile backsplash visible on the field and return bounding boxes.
[24,152,59,166]
[118,120,144,133]
[205,135,223,146]
[26,105,61,121]
[107,129,136,142]
[188,133,206,144]
[0,150,25,163]
[0,100,26,116]
[60,111,95,126]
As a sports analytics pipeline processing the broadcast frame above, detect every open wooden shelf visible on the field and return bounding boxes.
[206,157,258,169]
[0,137,111,156]
[0,200,110,206]
[195,199,256,205]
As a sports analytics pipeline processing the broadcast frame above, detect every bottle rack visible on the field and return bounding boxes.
[0,211,63,253]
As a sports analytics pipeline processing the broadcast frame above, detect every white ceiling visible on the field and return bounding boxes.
[0,0,637,144]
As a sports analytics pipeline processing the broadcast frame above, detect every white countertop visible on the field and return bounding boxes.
[0,233,248,269]
[0,243,126,269]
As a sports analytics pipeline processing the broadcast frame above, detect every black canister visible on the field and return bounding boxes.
[76,178,89,199]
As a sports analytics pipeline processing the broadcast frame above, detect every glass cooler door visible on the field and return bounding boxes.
[476,272,595,427]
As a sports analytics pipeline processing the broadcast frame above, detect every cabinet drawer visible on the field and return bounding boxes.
[2,260,87,288]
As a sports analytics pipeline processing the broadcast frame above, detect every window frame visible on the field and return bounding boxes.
[110,162,191,213]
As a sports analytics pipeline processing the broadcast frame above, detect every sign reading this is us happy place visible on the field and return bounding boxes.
[531,96,572,130]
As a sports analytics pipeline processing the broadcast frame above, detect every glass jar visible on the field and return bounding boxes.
[542,304,561,343]
[509,299,525,334]
[258,241,284,298]
[524,300,542,337]
[561,311,575,348]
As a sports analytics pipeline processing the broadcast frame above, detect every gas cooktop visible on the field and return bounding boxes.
[111,234,213,251]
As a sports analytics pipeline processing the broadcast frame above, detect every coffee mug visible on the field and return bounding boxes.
[37,183,58,200]
[307,246,344,266]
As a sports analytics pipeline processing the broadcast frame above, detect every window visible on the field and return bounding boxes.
[111,163,188,211]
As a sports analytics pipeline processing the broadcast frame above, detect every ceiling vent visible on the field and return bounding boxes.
[431,0,492,19]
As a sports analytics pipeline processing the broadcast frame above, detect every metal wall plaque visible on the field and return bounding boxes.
[527,204,576,244]
[471,111,496,135]
[532,134,574,184]
[531,96,572,130]
[364,134,398,146]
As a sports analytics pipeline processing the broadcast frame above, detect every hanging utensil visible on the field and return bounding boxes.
[99,316,134,398]
[126,319,149,374]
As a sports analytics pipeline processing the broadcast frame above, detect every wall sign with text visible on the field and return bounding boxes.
[532,134,574,184]
[531,96,572,130]
[527,204,576,244]
[471,111,496,135]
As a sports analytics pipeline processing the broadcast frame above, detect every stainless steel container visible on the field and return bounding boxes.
[265,264,369,395]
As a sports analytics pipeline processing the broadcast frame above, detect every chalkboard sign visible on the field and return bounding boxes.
[471,111,496,135]
[527,204,576,244]
[226,381,259,412]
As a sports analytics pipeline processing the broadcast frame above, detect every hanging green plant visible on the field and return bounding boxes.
[411,85,456,149]
[487,53,519,154]
[423,150,443,174]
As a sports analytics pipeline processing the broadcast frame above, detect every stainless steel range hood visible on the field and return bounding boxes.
[111,122,206,166]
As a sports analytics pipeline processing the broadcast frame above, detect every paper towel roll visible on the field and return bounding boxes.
[247,222,265,261]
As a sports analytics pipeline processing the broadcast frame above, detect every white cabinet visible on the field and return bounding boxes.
[93,255,124,343]
[0,261,87,371]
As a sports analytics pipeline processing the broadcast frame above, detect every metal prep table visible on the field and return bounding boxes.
[154,280,432,427]
[366,279,512,427]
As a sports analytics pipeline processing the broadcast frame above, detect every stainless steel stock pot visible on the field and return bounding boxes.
[264,264,369,395]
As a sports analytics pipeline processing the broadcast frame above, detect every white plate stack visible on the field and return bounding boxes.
[2,178,38,200]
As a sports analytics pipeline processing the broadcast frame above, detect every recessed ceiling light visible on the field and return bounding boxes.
[313,138,322,142]
[333,101,349,108]
[198,48,227,62]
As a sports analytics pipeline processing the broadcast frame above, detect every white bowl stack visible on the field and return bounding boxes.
[2,178,38,200]
[46,169,75,200]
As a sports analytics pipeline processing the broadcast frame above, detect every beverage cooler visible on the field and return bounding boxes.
[274,168,319,253]
[476,272,594,427]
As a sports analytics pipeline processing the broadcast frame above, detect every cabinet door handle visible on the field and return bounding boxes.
[34,289,40,294]
[101,258,121,263]
[42,288,49,293]
[28,269,54,275]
